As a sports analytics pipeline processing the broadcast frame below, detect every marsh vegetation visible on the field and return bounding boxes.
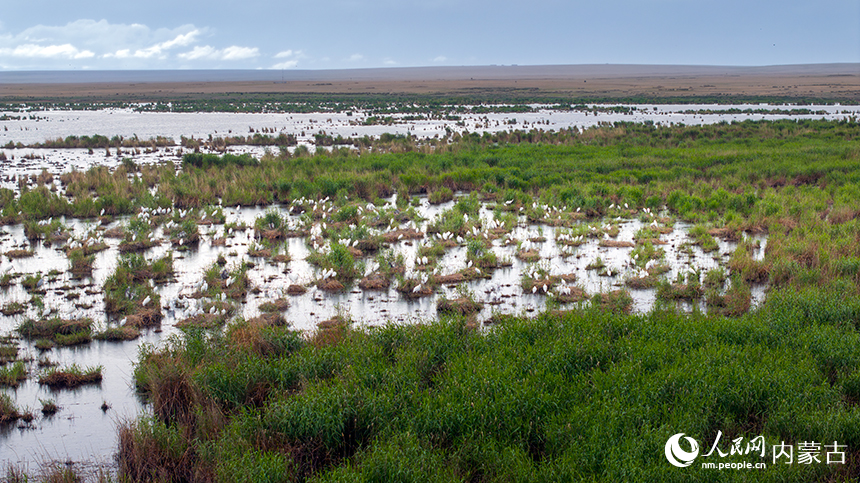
[0,118,859,480]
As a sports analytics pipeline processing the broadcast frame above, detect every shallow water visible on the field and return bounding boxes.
[1,103,856,180]
[0,104,794,468]
[0,193,768,468]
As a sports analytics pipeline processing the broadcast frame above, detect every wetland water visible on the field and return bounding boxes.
[0,104,843,469]
[0,103,856,180]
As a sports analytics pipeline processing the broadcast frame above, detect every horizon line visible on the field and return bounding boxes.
[3,63,858,85]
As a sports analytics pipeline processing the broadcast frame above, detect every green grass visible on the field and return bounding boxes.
[103,253,169,317]
[0,361,27,387]
[307,243,364,286]
[0,344,18,363]
[4,118,860,480]
[118,289,860,481]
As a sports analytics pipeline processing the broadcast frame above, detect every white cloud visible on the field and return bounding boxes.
[103,49,130,59]
[123,30,200,59]
[178,45,216,60]
[0,43,94,59]
[383,58,397,66]
[348,53,364,62]
[222,46,259,60]
[272,50,306,68]
[433,55,447,62]
[0,19,209,67]
[178,45,259,61]
[272,60,299,69]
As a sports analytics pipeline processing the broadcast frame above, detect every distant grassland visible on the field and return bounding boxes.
[99,119,860,482]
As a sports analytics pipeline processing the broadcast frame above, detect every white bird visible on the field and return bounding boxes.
[412,284,421,293]
[142,295,151,306]
[532,285,537,294]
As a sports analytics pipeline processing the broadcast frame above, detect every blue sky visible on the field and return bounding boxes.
[0,0,858,70]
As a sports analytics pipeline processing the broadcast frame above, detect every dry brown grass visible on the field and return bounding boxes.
[437,297,483,316]
[598,240,634,248]
[358,272,391,290]
[311,316,350,348]
[259,298,291,312]
[382,228,424,243]
[516,249,541,263]
[4,249,34,259]
[229,315,287,356]
[318,278,345,292]
[38,367,102,389]
[124,308,163,329]
[555,287,589,303]
[4,65,857,103]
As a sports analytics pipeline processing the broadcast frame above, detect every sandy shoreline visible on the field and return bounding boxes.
[2,64,858,102]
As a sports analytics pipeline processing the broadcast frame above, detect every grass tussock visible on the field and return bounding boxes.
[0,393,21,424]
[95,325,142,341]
[436,296,483,316]
[0,361,27,387]
[17,317,93,346]
[104,253,170,318]
[38,364,102,388]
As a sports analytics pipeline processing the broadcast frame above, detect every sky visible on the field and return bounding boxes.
[0,0,858,71]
